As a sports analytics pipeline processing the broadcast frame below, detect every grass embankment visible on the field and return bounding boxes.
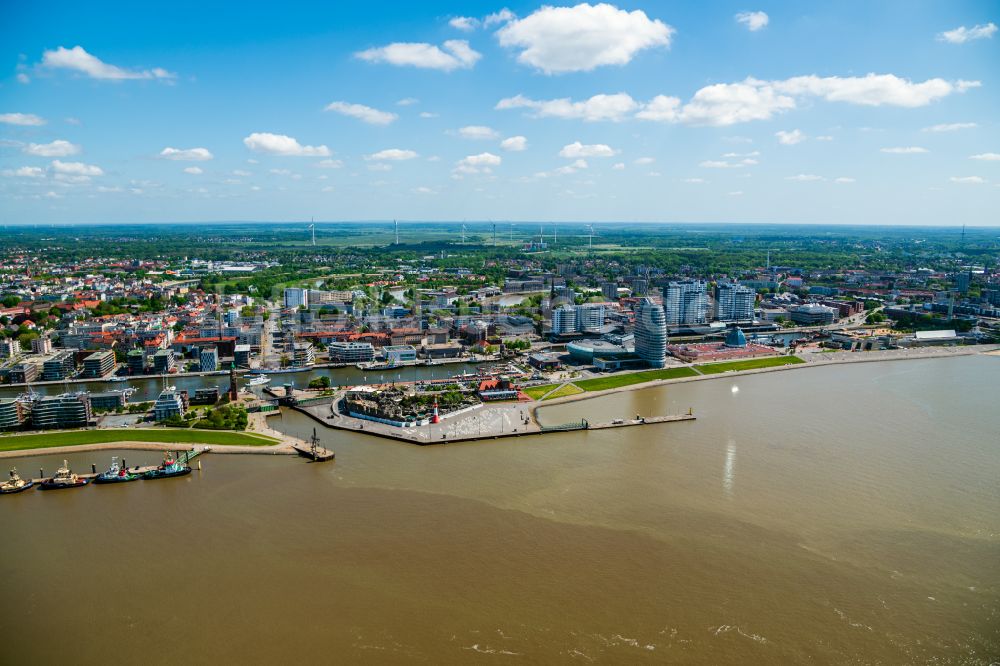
[696,356,804,374]
[573,367,699,392]
[543,384,585,400]
[522,384,558,400]
[0,429,280,453]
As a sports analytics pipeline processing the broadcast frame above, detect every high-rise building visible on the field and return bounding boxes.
[31,394,92,429]
[31,336,53,355]
[663,280,708,325]
[127,349,146,375]
[601,282,619,301]
[634,297,667,368]
[714,282,756,322]
[283,287,309,309]
[551,305,578,336]
[955,271,972,294]
[577,304,606,333]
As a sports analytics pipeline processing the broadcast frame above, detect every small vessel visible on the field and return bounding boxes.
[93,457,139,484]
[105,376,128,383]
[1,468,34,494]
[142,452,192,480]
[38,460,89,490]
[245,374,270,386]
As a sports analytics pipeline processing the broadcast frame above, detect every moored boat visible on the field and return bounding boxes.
[1,468,34,494]
[142,452,192,480]
[245,374,270,386]
[93,456,139,484]
[38,460,89,490]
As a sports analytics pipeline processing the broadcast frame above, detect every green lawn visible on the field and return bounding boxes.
[0,428,279,453]
[522,384,559,400]
[574,367,699,392]
[542,383,585,400]
[695,356,804,374]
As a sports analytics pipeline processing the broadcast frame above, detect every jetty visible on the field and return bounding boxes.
[28,446,212,484]
[294,398,695,446]
[290,428,335,462]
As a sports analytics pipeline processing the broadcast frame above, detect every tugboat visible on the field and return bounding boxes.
[93,456,139,485]
[142,452,192,480]
[38,460,89,490]
[0,467,34,494]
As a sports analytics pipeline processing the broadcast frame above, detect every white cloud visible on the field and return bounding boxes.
[368,163,392,172]
[937,23,997,44]
[970,153,1000,161]
[355,40,480,71]
[558,141,617,158]
[700,159,755,169]
[880,146,928,154]
[497,92,638,122]
[324,101,397,125]
[243,132,330,157]
[366,148,419,161]
[611,162,625,170]
[449,16,478,31]
[484,9,516,27]
[454,152,502,175]
[16,73,29,84]
[501,136,528,151]
[233,169,252,176]
[815,135,834,141]
[1,166,45,178]
[728,190,744,196]
[42,45,174,80]
[183,166,203,175]
[682,177,706,183]
[735,11,769,31]
[496,3,673,74]
[23,140,80,157]
[722,151,760,158]
[834,177,856,183]
[776,129,805,145]
[922,122,977,132]
[269,168,292,175]
[773,73,970,107]
[397,97,419,106]
[555,158,588,175]
[786,174,824,181]
[412,186,438,194]
[315,159,344,168]
[419,111,439,118]
[454,125,499,140]
[634,157,655,165]
[159,147,214,161]
[949,176,985,184]
[50,160,104,183]
[0,112,46,126]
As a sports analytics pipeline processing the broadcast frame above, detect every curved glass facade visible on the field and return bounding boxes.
[634,298,667,368]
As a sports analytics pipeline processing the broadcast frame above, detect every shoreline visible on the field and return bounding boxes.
[0,439,296,460]
[531,344,998,414]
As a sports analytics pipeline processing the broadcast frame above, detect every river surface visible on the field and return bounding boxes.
[1,355,998,663]
[0,362,478,402]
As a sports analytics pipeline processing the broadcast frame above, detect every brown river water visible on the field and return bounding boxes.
[1,355,998,664]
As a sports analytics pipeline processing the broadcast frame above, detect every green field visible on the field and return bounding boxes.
[542,383,585,400]
[0,429,279,453]
[522,384,559,400]
[573,367,699,392]
[695,356,804,374]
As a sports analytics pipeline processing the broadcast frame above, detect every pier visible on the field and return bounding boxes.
[294,398,695,446]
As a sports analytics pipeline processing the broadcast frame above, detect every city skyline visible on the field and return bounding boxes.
[1,1,999,225]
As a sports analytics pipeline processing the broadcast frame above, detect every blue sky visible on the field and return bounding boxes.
[1,1,998,225]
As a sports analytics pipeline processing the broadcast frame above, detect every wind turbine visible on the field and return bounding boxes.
[308,219,316,246]
[492,222,497,247]
[587,224,595,250]
[461,224,467,244]
[394,219,399,245]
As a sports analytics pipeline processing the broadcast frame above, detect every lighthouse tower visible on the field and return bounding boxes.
[431,400,440,424]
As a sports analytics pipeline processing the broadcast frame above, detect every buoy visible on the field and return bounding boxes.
[197,459,202,470]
